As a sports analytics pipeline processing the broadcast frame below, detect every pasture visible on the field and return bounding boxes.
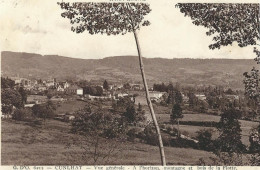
[1,119,216,165]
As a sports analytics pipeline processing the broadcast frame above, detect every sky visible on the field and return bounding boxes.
[0,0,258,60]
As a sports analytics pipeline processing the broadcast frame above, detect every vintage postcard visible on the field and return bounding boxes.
[0,0,259,169]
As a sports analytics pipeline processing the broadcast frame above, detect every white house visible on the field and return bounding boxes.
[116,93,129,98]
[149,91,166,99]
[77,88,83,95]
[195,94,207,101]
[57,85,65,92]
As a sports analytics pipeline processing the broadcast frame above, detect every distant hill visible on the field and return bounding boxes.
[1,51,256,89]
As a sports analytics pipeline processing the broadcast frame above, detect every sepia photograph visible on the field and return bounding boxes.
[0,0,259,166]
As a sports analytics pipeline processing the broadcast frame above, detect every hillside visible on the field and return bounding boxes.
[2,119,216,165]
[1,51,256,89]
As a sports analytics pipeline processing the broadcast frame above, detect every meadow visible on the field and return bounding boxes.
[1,119,216,165]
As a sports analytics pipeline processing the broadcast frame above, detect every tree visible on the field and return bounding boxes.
[176,4,259,164]
[123,104,136,124]
[32,101,56,122]
[170,103,183,137]
[70,105,127,164]
[167,86,183,105]
[249,124,260,165]
[95,86,103,96]
[113,97,134,114]
[175,90,183,105]
[12,108,33,121]
[176,3,259,50]
[243,47,260,116]
[58,2,166,165]
[176,3,260,112]
[103,80,109,91]
[243,65,260,114]
[1,88,23,115]
[249,125,260,153]
[123,83,131,90]
[1,77,15,89]
[196,129,214,151]
[188,92,198,108]
[123,103,145,125]
[18,87,27,104]
[216,108,245,154]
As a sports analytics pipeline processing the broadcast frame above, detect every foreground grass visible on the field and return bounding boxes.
[2,119,216,165]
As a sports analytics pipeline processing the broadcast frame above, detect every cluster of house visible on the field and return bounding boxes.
[11,77,84,95]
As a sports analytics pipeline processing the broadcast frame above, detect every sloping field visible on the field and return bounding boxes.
[1,120,216,165]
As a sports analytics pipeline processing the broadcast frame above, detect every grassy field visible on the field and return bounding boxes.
[54,100,87,115]
[1,119,216,165]
[27,95,47,103]
[157,113,259,146]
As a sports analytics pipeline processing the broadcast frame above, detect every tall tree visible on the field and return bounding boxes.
[170,103,183,137]
[58,2,166,165]
[18,87,27,104]
[176,3,259,50]
[243,48,260,114]
[176,4,259,164]
[123,104,136,124]
[216,108,245,153]
[103,80,109,91]
[123,103,145,125]
[176,3,260,112]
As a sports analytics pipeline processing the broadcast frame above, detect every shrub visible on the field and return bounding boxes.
[182,130,189,137]
[160,100,167,106]
[143,124,159,146]
[164,125,178,136]
[160,124,166,129]
[196,129,214,151]
[12,108,34,121]
[166,125,172,133]
[162,135,171,146]
[127,128,139,142]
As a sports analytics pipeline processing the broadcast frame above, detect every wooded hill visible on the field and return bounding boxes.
[1,51,256,89]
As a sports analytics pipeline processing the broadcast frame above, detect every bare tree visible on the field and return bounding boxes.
[58,2,166,165]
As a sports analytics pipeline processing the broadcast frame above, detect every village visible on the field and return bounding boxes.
[5,76,247,123]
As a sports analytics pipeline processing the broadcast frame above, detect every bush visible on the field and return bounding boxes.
[160,100,167,106]
[182,130,189,137]
[143,124,159,146]
[12,108,34,121]
[136,130,146,142]
[196,129,215,151]
[165,125,178,136]
[160,124,166,129]
[162,135,171,146]
[127,128,140,142]
[166,125,172,133]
